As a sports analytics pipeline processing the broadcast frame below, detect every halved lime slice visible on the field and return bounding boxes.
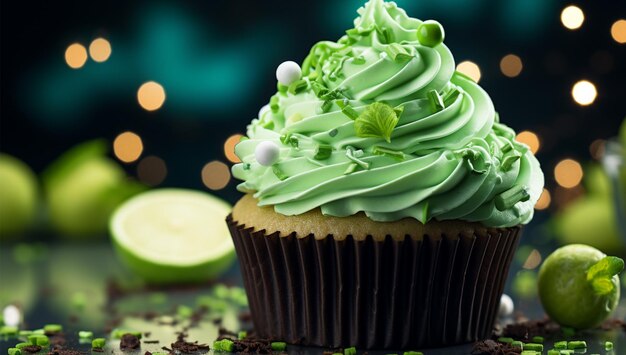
[110,189,235,284]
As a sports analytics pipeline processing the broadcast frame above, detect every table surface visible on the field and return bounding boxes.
[1,242,624,355]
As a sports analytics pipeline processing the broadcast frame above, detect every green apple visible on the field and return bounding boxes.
[0,154,38,239]
[43,140,144,239]
[538,244,623,329]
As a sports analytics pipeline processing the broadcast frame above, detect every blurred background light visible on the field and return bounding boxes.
[224,134,244,163]
[64,43,88,69]
[535,188,551,210]
[589,139,606,160]
[611,19,626,44]
[137,81,166,111]
[560,5,584,30]
[522,249,542,269]
[137,156,167,186]
[554,158,583,188]
[113,131,144,163]
[571,80,597,106]
[88,38,112,63]
[500,54,523,78]
[456,60,481,82]
[201,161,230,190]
[515,130,540,154]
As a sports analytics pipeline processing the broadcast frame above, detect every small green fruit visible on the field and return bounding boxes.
[0,154,38,239]
[417,20,445,47]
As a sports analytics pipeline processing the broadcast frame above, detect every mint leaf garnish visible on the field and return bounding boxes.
[354,102,400,143]
[587,256,624,296]
[591,278,614,295]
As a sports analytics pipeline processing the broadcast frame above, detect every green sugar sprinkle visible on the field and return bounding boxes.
[321,99,334,113]
[213,339,234,352]
[314,145,332,160]
[547,350,560,355]
[28,335,49,346]
[288,79,308,95]
[177,305,193,318]
[280,134,299,148]
[344,347,356,355]
[346,148,370,170]
[605,341,613,350]
[523,343,543,351]
[372,146,405,160]
[520,351,539,355]
[554,340,567,349]
[270,95,280,113]
[335,100,360,120]
[237,331,247,340]
[272,165,289,181]
[277,82,288,94]
[427,90,445,113]
[14,343,30,350]
[497,337,514,343]
[511,341,523,349]
[43,324,61,334]
[344,163,359,175]
[531,336,544,343]
[92,338,106,349]
[567,341,586,349]
[332,353,343,355]
[78,331,93,339]
[442,88,461,106]
[329,129,339,137]
[32,329,45,335]
[8,348,21,355]
[18,330,33,337]
[402,352,423,355]
[385,43,413,63]
[271,342,287,351]
[311,81,328,98]
[112,330,142,339]
[1,326,18,336]
[500,153,521,171]
[376,25,395,44]
[494,184,530,211]
[352,56,366,65]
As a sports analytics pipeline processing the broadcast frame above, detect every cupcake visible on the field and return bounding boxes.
[228,0,544,349]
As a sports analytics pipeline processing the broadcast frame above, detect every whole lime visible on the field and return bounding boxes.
[538,244,623,329]
[0,154,38,239]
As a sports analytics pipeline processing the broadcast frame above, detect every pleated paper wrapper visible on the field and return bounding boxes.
[227,215,521,349]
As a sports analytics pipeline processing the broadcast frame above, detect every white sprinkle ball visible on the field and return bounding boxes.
[276,61,302,86]
[498,294,514,317]
[3,304,21,327]
[255,141,281,166]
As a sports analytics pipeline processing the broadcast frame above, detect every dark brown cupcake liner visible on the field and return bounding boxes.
[227,215,522,349]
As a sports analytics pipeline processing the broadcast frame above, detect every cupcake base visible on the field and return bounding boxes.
[228,215,521,349]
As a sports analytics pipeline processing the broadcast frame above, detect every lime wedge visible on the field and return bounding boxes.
[110,189,235,284]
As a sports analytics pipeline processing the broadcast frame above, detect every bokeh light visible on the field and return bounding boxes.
[113,131,144,163]
[224,134,244,163]
[201,161,231,190]
[554,159,583,188]
[535,188,551,210]
[137,81,166,111]
[589,139,606,160]
[522,249,542,270]
[456,61,481,83]
[560,5,584,30]
[515,130,540,154]
[611,19,626,44]
[500,54,523,78]
[64,43,88,69]
[88,38,112,63]
[137,156,167,186]
[571,80,597,106]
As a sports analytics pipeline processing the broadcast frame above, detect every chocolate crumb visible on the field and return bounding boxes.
[144,352,152,355]
[47,350,86,355]
[471,339,521,355]
[120,334,141,350]
[92,349,104,353]
[143,340,159,344]
[22,345,42,353]
[238,311,252,322]
[168,332,210,354]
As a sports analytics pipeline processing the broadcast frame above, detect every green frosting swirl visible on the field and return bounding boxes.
[232,0,544,228]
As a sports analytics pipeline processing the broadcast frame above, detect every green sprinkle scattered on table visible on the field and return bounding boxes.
[32,329,44,335]
[332,353,342,355]
[28,335,48,346]
[43,324,62,333]
[71,292,87,310]
[547,350,560,355]
[112,329,142,339]
[78,331,93,339]
[213,339,234,352]
[0,326,18,336]
[237,331,247,340]
[523,343,543,351]
[511,340,523,349]
[554,340,567,349]
[271,342,287,351]
[520,351,539,355]
[497,337,513,343]
[14,343,30,350]
[92,338,106,349]
[18,330,32,337]
[8,348,21,355]
[605,341,613,350]
[177,305,193,318]
[567,340,586,349]
[531,336,544,343]
[402,352,423,355]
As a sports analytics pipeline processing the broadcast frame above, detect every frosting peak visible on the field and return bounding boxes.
[232,0,544,228]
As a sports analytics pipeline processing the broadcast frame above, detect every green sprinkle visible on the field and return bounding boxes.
[427,90,445,112]
[494,184,530,211]
[520,351,539,355]
[0,326,18,336]
[558,351,574,355]
[277,82,288,94]
[346,148,370,170]
[242,163,251,170]
[279,134,299,148]
[314,145,332,160]
[352,56,366,65]
[524,343,543,351]
[262,120,275,130]
[44,324,62,334]
[14,343,30,350]
[500,153,521,171]
[271,342,287,351]
[92,338,106,349]
[71,292,87,310]
[376,25,395,44]
[336,100,360,120]
[329,129,338,137]
[372,146,404,160]
[272,165,288,181]
[79,331,93,339]
[196,296,228,312]
[402,352,423,355]
[605,341,613,350]
[288,79,308,95]
[28,335,49,346]
[511,341,523,349]
[561,327,575,337]
[332,353,343,355]
[344,347,356,355]
[18,330,32,337]
[177,305,193,318]
[354,102,399,143]
[531,336,544,343]
[422,202,429,223]
[8,348,21,355]
[567,341,586,349]
[321,99,334,113]
[497,337,514,344]
[554,340,567,349]
[213,284,230,299]
[237,331,247,340]
[385,43,413,63]
[32,329,44,335]
[547,350,560,355]
[270,95,280,113]
[344,163,359,175]
[213,339,234,352]
[311,82,329,98]
[442,88,461,106]
[112,330,142,339]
